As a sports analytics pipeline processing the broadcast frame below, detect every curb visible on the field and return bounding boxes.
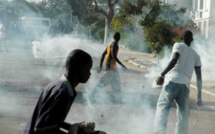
[128,60,146,69]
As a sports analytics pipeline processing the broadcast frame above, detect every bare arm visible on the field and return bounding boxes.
[97,49,107,73]
[34,122,71,133]
[111,42,126,69]
[161,52,180,77]
[34,125,58,133]
[99,49,107,68]
[195,67,202,103]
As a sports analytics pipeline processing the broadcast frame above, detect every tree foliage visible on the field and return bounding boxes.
[67,0,99,26]
[28,0,105,38]
[111,15,134,31]
[27,0,122,41]
[119,0,197,54]
[92,0,120,44]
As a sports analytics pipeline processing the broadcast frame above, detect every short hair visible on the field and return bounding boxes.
[66,49,92,71]
[182,30,193,41]
[113,32,120,40]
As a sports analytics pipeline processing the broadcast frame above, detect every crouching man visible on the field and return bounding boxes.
[23,49,97,134]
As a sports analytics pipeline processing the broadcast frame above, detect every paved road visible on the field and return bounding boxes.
[0,46,214,134]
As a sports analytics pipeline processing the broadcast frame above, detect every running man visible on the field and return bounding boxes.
[93,32,127,100]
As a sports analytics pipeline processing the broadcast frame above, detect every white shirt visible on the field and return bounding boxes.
[165,42,202,89]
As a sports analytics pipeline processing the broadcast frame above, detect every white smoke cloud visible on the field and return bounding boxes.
[32,35,104,59]
[192,30,215,81]
[2,1,214,133]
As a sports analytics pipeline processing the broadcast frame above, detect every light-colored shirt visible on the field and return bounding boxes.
[165,42,202,89]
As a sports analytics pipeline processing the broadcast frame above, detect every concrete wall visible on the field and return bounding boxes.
[209,0,215,26]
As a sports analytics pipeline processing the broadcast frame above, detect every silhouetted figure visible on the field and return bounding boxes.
[24,49,93,134]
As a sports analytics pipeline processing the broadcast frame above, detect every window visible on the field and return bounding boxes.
[204,0,208,10]
[200,0,204,10]
[199,12,203,18]
[198,22,201,27]
[194,0,198,10]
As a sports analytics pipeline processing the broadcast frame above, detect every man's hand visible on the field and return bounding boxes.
[156,76,164,86]
[97,67,102,73]
[68,123,80,134]
[196,99,203,108]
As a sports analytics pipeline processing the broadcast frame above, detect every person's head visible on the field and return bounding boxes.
[113,32,120,42]
[65,49,93,83]
[181,30,193,46]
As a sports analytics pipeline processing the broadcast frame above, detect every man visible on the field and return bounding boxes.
[24,49,93,134]
[93,32,127,99]
[154,30,202,134]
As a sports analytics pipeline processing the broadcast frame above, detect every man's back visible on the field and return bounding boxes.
[104,40,119,71]
[165,42,201,88]
[24,76,77,134]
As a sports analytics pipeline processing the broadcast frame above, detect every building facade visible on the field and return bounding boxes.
[161,0,214,38]
[191,0,215,38]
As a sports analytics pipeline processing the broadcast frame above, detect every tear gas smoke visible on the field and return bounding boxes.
[1,1,214,134]
[30,34,158,134]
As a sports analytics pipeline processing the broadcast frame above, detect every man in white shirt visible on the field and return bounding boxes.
[154,30,202,134]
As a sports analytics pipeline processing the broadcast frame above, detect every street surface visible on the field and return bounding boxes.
[0,43,214,134]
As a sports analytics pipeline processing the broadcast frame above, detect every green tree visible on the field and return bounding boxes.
[67,0,104,40]
[119,0,197,54]
[29,0,103,37]
[67,0,120,44]
[93,0,120,44]
[111,15,135,32]
[67,0,96,26]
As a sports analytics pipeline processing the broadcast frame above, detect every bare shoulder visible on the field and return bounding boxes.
[110,40,118,48]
